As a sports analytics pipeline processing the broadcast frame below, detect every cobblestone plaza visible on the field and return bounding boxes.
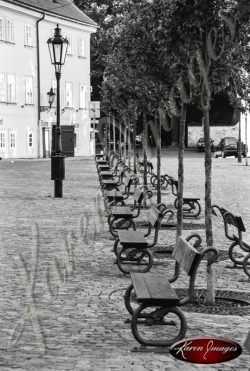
[0,153,250,370]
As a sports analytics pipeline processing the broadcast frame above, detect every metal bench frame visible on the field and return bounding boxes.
[212,204,250,279]
[107,188,151,238]
[124,235,218,348]
[114,204,174,274]
[168,177,201,218]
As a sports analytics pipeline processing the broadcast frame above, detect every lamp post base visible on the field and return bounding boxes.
[51,154,65,198]
[54,179,63,198]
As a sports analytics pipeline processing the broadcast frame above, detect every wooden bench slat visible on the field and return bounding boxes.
[183,195,200,201]
[102,180,118,185]
[172,237,200,275]
[111,206,133,217]
[147,207,161,227]
[100,171,113,175]
[131,273,152,301]
[97,160,108,164]
[131,273,180,305]
[106,190,123,197]
[98,165,110,169]
[118,230,146,245]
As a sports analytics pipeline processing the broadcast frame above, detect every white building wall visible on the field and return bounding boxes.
[188,123,241,148]
[0,1,96,158]
[0,3,38,158]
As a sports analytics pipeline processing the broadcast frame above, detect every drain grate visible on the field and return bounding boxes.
[176,288,250,316]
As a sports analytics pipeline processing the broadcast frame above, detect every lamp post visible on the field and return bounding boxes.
[237,114,242,163]
[47,24,68,198]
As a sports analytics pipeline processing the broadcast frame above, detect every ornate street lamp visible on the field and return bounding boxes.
[47,24,69,197]
[40,87,56,112]
[47,87,56,108]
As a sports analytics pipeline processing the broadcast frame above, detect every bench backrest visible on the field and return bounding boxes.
[133,187,144,204]
[223,211,245,232]
[147,205,161,227]
[168,177,178,196]
[172,237,201,276]
[124,176,132,188]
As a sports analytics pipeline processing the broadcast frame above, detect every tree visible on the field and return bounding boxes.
[78,0,250,304]
[166,0,250,304]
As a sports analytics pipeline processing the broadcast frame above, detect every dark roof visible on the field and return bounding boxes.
[4,0,97,27]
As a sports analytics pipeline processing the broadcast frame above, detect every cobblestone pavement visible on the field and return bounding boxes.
[0,152,250,371]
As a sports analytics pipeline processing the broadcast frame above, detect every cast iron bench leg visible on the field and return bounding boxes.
[243,253,250,279]
[131,304,187,347]
[117,247,153,274]
[109,217,136,238]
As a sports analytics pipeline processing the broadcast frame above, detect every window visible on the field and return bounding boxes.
[65,82,73,107]
[7,74,16,103]
[0,18,4,40]
[25,76,33,104]
[6,20,14,42]
[10,132,16,148]
[0,73,6,102]
[28,133,33,147]
[24,24,32,46]
[0,132,6,148]
[78,37,86,57]
[79,84,86,109]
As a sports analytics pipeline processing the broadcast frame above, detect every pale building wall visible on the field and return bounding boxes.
[188,113,250,155]
[0,2,38,158]
[188,123,240,147]
[0,1,96,159]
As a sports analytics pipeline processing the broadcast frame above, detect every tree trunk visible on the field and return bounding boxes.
[105,122,108,156]
[156,112,161,204]
[203,108,215,305]
[176,105,186,240]
[143,110,148,187]
[119,120,122,157]
[133,106,137,175]
[113,114,116,152]
[128,120,131,168]
[124,125,127,162]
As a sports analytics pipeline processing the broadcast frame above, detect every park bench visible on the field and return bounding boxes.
[168,177,201,218]
[103,176,137,212]
[98,161,125,186]
[150,173,170,190]
[100,165,127,195]
[107,188,151,237]
[96,151,119,170]
[95,153,105,161]
[123,235,218,348]
[98,157,124,177]
[212,205,250,279]
[137,160,154,175]
[114,204,174,274]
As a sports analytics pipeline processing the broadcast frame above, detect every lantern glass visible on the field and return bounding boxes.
[47,24,69,73]
[47,87,55,107]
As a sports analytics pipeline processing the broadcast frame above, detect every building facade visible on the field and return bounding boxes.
[0,0,97,158]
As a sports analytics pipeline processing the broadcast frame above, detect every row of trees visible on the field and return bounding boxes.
[74,0,250,303]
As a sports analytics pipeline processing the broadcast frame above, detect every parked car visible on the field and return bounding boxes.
[214,137,242,158]
[197,137,214,152]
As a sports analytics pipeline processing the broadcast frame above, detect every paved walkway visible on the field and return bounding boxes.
[0,154,250,370]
